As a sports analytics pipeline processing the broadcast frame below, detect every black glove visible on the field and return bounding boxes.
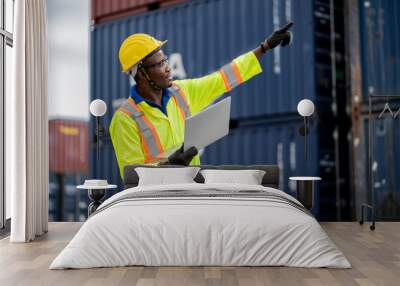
[167,145,198,166]
[263,22,294,50]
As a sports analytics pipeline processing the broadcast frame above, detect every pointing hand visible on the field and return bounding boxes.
[263,22,294,50]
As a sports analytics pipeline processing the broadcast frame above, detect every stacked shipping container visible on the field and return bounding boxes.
[49,173,89,222]
[313,0,351,220]
[49,119,90,221]
[351,0,400,220]
[92,0,189,24]
[90,0,356,220]
[365,117,400,219]
[359,0,400,99]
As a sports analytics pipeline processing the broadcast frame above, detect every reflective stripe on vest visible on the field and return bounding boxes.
[168,84,191,120]
[118,98,164,162]
[219,61,243,92]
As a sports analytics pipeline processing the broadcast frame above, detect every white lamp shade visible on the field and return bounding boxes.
[297,99,315,117]
[89,99,107,117]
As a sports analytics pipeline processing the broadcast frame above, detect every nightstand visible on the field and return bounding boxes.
[289,177,321,210]
[77,180,117,216]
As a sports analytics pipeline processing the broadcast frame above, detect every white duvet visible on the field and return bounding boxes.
[50,183,351,269]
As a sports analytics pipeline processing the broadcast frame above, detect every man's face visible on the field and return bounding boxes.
[141,50,172,88]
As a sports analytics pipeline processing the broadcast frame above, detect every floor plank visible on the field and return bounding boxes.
[0,222,399,286]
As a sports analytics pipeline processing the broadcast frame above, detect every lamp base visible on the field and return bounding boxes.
[87,189,106,216]
[296,180,314,210]
[289,177,321,210]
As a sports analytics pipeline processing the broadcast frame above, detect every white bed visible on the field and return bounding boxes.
[50,182,351,269]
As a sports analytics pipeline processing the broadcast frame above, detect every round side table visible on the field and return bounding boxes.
[289,177,321,210]
[77,182,117,216]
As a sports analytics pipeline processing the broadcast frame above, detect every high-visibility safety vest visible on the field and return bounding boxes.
[118,84,191,163]
[110,51,263,178]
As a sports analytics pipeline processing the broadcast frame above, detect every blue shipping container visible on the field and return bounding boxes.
[91,0,316,121]
[360,0,400,98]
[49,173,90,222]
[364,117,400,219]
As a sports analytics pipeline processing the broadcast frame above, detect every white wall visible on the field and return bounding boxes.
[47,0,90,121]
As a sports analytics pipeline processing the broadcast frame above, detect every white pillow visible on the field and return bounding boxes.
[200,169,266,185]
[135,167,200,186]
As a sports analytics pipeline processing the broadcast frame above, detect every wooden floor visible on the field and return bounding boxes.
[0,222,399,286]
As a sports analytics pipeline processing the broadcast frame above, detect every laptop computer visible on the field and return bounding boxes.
[183,96,231,152]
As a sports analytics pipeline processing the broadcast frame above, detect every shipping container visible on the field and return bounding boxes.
[49,172,89,222]
[362,114,400,220]
[359,0,400,99]
[95,137,125,196]
[90,0,352,220]
[91,0,316,120]
[92,0,189,24]
[49,119,89,173]
[49,119,90,221]
[347,0,400,220]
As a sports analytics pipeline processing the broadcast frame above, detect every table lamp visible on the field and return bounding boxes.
[89,99,107,178]
[290,99,320,210]
[297,99,315,174]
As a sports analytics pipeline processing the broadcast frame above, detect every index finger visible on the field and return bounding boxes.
[278,22,294,32]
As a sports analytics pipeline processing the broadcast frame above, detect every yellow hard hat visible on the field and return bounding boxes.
[119,33,167,73]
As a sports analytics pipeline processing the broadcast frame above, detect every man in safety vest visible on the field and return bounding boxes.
[110,22,294,178]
